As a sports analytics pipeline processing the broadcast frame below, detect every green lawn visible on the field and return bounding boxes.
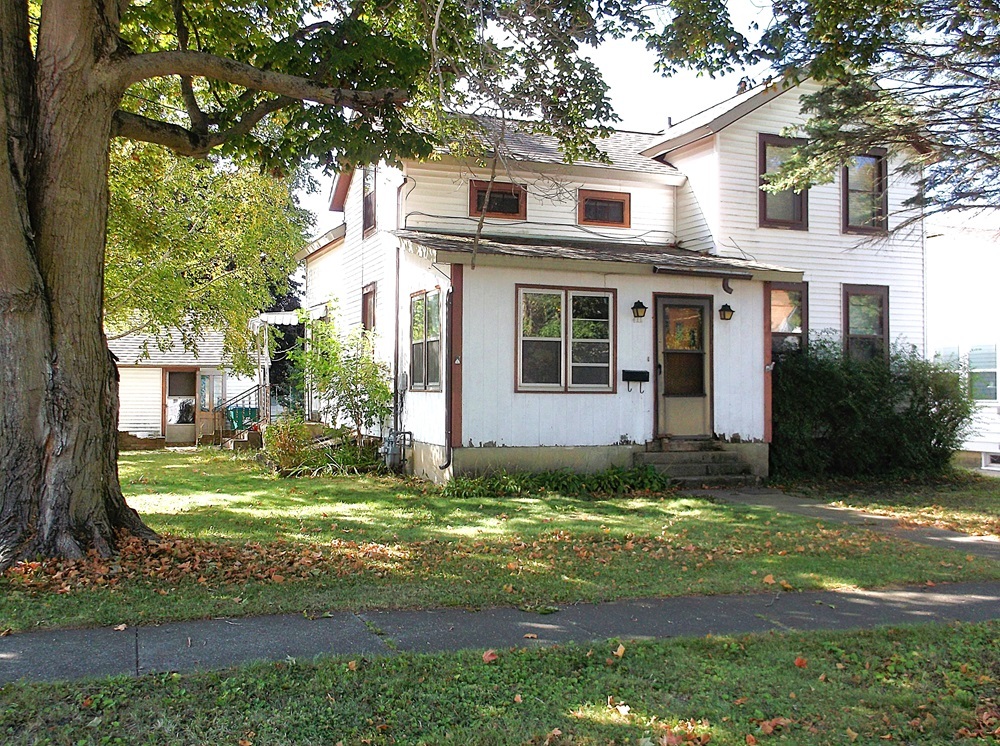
[786,472,1000,538]
[2,621,998,744]
[2,450,1000,633]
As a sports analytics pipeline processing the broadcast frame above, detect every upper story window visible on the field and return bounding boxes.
[769,282,808,355]
[843,284,889,361]
[759,134,808,230]
[969,345,998,401]
[517,285,615,393]
[410,289,441,390]
[578,189,631,228]
[361,282,376,331]
[843,151,888,233]
[469,180,527,220]
[362,166,376,236]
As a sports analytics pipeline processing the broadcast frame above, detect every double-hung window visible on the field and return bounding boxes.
[843,151,888,233]
[843,284,889,361]
[969,345,998,401]
[517,286,615,392]
[410,289,441,390]
[361,282,376,331]
[759,134,808,230]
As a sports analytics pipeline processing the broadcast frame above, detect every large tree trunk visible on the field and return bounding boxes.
[0,1,155,571]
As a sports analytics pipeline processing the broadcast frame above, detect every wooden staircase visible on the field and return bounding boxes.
[635,439,759,488]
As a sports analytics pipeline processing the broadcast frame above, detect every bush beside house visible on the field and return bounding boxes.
[771,336,976,478]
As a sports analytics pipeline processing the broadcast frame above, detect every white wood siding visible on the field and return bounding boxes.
[398,249,450,446]
[460,265,766,446]
[711,83,926,352]
[668,138,719,253]
[968,404,1000,455]
[118,368,162,435]
[402,163,676,246]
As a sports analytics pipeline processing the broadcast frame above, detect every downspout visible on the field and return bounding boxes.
[438,283,454,470]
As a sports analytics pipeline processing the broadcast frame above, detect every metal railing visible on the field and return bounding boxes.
[212,384,267,446]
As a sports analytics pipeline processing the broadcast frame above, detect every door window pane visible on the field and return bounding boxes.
[664,306,703,351]
[167,371,196,397]
[199,375,211,412]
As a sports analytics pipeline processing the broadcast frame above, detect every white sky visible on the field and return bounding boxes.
[294,8,1000,354]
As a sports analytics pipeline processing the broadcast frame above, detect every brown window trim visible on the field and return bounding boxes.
[469,179,527,220]
[842,149,889,235]
[842,284,889,361]
[759,133,809,231]
[362,166,377,238]
[361,282,376,331]
[409,288,442,392]
[514,283,618,394]
[578,189,631,228]
[769,281,809,353]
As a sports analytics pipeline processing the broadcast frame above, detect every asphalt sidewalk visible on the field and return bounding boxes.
[3,487,1000,685]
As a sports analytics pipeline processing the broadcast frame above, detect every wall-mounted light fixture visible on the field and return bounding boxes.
[631,300,648,319]
[718,303,735,321]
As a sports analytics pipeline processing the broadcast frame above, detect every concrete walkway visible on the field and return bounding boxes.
[3,581,1000,685]
[3,486,1000,686]
[693,487,1000,562]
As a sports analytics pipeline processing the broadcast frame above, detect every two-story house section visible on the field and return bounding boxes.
[300,83,925,483]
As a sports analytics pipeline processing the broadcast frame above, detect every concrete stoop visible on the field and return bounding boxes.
[636,439,759,488]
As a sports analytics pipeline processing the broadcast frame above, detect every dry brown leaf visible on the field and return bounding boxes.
[762,574,775,585]
[745,736,757,745]
[794,656,808,668]
[482,649,499,663]
[523,633,538,639]
[347,660,357,671]
[113,623,127,631]
[614,643,626,658]
[514,694,522,703]
[846,727,858,742]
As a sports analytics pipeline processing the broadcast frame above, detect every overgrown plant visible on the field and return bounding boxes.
[292,317,392,450]
[771,335,976,478]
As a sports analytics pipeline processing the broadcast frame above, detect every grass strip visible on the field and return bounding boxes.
[2,621,998,744]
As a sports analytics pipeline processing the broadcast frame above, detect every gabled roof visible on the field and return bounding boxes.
[296,223,346,261]
[641,81,798,158]
[396,230,802,281]
[108,329,231,367]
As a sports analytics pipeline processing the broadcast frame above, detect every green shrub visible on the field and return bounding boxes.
[771,335,976,478]
[262,416,386,477]
[440,465,674,499]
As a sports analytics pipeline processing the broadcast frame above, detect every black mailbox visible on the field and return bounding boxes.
[621,370,650,383]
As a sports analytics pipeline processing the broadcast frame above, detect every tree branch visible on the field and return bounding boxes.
[172,0,209,134]
[112,92,299,156]
[115,50,409,109]
[112,111,214,157]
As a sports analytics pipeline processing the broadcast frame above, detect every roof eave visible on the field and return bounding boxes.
[296,223,346,262]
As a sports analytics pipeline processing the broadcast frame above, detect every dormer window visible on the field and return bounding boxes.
[469,180,527,220]
[759,134,808,230]
[578,189,631,228]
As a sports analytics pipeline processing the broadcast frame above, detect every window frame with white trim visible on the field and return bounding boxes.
[409,288,441,391]
[516,285,617,394]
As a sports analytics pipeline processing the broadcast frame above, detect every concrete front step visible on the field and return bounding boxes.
[671,474,761,489]
[645,438,723,453]
[649,462,752,478]
[637,450,745,466]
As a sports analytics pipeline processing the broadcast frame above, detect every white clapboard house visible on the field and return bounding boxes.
[299,81,926,483]
[109,330,265,447]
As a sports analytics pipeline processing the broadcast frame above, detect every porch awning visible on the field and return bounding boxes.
[395,230,803,282]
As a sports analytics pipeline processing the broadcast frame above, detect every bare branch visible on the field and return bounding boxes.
[172,0,209,133]
[115,50,409,109]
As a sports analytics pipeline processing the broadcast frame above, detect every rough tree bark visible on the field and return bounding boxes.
[0,1,157,571]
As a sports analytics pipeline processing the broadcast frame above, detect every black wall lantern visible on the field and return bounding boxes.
[631,300,648,319]
[718,303,735,321]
